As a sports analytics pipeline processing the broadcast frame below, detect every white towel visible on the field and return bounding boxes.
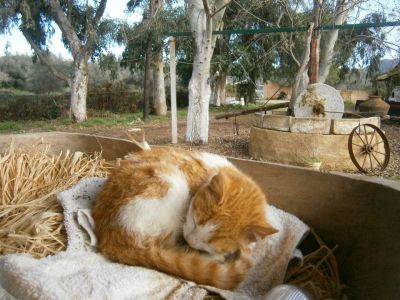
[0,177,309,300]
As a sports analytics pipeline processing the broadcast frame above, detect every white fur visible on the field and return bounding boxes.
[118,169,190,240]
[182,204,196,237]
[183,204,219,254]
[197,152,232,170]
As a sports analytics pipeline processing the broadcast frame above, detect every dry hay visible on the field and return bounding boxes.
[0,142,110,258]
[285,231,343,299]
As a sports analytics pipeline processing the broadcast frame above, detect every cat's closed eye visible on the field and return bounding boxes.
[224,249,241,262]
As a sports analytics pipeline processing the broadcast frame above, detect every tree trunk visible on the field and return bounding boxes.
[290,23,315,112]
[46,0,107,123]
[186,0,229,144]
[70,55,88,122]
[143,35,152,121]
[219,72,227,105]
[318,0,351,83]
[153,49,167,115]
[211,71,227,106]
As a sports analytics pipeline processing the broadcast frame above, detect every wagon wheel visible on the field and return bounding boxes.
[348,124,390,173]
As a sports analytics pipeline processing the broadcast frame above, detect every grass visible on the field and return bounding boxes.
[303,157,322,163]
[0,109,186,133]
[0,121,21,132]
[0,103,266,134]
[390,175,400,181]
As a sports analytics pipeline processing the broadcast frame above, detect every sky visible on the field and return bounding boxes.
[0,1,399,60]
[0,1,142,60]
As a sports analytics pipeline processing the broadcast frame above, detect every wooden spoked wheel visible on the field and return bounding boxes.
[348,124,390,173]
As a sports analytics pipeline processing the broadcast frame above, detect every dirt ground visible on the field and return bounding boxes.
[74,112,400,180]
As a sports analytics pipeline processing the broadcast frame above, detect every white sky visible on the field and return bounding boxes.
[0,1,398,60]
[0,1,142,59]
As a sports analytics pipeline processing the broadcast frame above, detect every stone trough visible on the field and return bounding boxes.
[250,114,381,171]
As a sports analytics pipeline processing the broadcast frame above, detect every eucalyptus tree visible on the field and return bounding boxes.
[186,0,231,144]
[211,0,287,105]
[0,0,114,122]
[282,0,378,108]
[123,0,185,118]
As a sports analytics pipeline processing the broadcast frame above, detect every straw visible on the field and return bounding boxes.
[0,141,110,258]
[285,231,343,299]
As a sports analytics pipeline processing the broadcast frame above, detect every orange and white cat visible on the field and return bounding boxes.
[93,148,277,290]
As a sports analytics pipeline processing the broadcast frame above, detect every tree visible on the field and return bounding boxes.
[1,0,111,122]
[124,0,168,118]
[186,0,230,144]
[287,0,365,110]
[209,0,299,106]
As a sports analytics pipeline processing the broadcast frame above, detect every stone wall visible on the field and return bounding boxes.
[263,80,292,100]
[263,81,369,104]
[249,127,357,170]
[339,89,369,104]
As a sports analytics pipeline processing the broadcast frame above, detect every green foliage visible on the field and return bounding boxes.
[0,121,21,132]
[0,54,133,94]
[303,156,321,163]
[0,55,31,89]
[120,3,191,86]
[0,88,142,121]
[333,12,389,87]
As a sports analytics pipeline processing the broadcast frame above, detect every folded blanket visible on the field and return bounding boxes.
[0,177,309,300]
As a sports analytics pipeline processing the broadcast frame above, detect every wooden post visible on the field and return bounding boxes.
[169,37,178,144]
[309,37,319,84]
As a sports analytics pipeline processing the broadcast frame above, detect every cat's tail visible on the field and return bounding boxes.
[102,243,253,290]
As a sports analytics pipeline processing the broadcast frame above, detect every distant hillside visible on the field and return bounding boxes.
[379,59,399,73]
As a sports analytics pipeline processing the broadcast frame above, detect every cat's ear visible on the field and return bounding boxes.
[241,223,278,242]
[207,172,224,197]
[194,173,224,207]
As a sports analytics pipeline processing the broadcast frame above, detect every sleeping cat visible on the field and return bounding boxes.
[93,148,277,290]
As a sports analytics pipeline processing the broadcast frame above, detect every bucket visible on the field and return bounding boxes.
[1,132,399,299]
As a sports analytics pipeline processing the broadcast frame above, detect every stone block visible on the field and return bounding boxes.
[271,109,288,116]
[290,117,331,134]
[331,117,380,135]
[254,112,265,128]
[254,113,291,131]
[263,115,291,131]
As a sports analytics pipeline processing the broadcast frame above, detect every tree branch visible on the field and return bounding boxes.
[210,1,230,18]
[48,0,82,57]
[94,0,107,24]
[232,0,275,27]
[202,0,212,18]
[85,0,107,54]
[290,22,315,109]
[21,29,71,83]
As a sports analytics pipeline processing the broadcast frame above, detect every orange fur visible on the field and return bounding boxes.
[191,167,278,255]
[93,148,277,290]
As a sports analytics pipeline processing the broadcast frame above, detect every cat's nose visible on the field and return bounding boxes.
[185,234,198,248]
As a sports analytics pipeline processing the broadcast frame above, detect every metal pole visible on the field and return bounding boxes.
[166,21,400,37]
[169,37,178,144]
